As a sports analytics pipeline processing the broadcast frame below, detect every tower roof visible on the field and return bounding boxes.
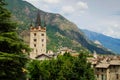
[35,10,41,27]
[43,15,47,27]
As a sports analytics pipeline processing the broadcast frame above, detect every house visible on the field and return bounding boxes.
[94,58,120,80]
[35,54,52,60]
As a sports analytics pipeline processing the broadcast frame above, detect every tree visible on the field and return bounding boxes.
[72,53,95,80]
[27,52,95,80]
[0,0,30,79]
[26,60,49,80]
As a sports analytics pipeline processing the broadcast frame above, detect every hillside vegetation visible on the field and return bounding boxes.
[5,0,113,54]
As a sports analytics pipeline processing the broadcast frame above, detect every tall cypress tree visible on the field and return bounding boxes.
[0,0,30,79]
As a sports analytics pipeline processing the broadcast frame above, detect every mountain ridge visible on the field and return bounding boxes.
[83,29,120,54]
[5,0,114,54]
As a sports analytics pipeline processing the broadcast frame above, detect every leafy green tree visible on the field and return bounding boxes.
[72,53,95,80]
[27,52,95,80]
[0,0,30,79]
[26,60,49,80]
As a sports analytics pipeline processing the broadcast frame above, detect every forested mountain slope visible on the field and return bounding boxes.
[5,0,113,54]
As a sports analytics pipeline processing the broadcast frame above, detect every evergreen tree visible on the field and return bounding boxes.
[0,0,30,79]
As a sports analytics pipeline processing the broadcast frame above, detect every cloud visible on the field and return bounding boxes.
[95,21,120,38]
[113,11,120,16]
[60,1,88,16]
[25,0,88,16]
[75,1,88,14]
[61,6,74,15]
[113,24,119,28]
[25,0,120,39]
[104,23,120,38]
[43,0,60,4]
[41,5,50,11]
[76,1,88,10]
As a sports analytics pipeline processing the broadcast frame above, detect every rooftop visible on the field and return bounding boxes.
[96,63,110,68]
[109,60,120,66]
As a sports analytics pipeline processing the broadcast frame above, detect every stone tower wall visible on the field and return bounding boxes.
[30,27,46,59]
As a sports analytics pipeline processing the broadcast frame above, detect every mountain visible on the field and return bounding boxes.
[83,29,120,54]
[5,0,113,54]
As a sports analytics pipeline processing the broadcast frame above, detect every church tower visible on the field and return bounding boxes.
[30,11,46,59]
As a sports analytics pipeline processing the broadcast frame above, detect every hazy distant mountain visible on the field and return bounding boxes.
[5,0,113,54]
[83,29,120,54]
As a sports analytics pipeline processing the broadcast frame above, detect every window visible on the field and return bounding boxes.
[34,39,37,42]
[97,74,99,78]
[34,33,36,36]
[101,69,104,72]
[101,74,106,80]
[42,44,44,47]
[113,66,115,69]
[42,39,44,42]
[41,34,44,36]
[97,68,99,72]
[34,44,36,47]
[101,74,104,80]
[116,74,119,79]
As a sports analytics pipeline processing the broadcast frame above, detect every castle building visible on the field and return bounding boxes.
[29,11,46,59]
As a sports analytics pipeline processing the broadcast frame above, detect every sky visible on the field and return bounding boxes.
[25,0,120,39]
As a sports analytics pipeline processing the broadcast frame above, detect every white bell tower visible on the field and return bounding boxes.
[29,11,46,59]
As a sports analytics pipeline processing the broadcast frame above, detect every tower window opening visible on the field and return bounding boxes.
[42,44,44,47]
[34,33,36,36]
[34,39,37,42]
[42,39,44,42]
[41,34,44,36]
[34,44,36,47]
